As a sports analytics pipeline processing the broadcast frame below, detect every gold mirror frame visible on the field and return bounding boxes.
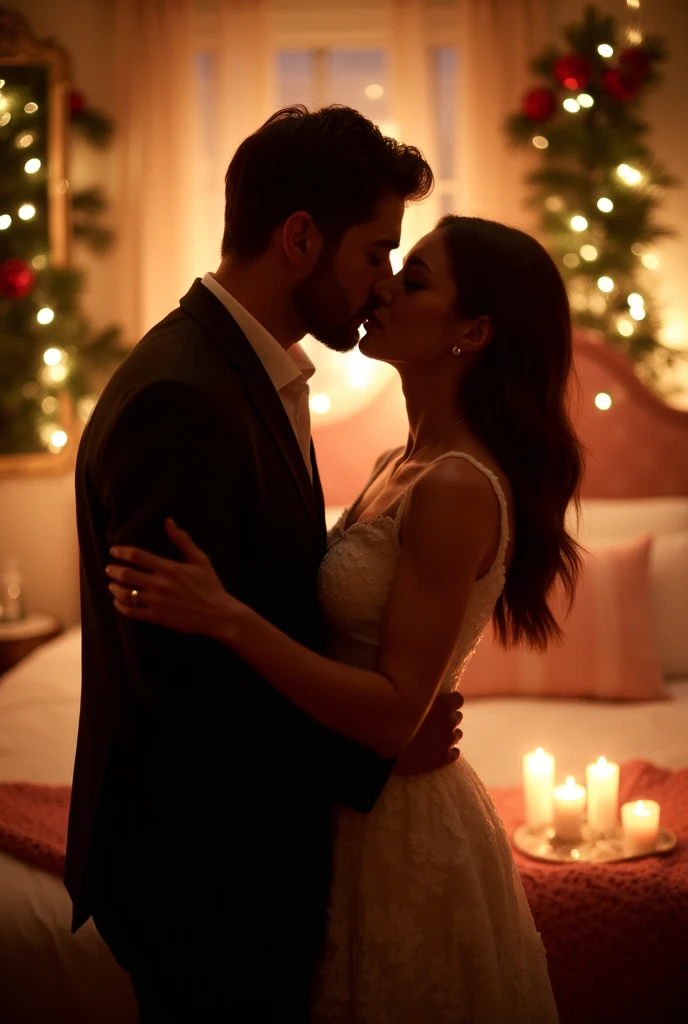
[0,7,75,478]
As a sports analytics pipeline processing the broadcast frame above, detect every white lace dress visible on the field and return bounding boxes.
[311,452,559,1024]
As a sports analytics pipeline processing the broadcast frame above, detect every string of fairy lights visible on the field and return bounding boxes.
[0,63,119,457]
[528,0,654,353]
[0,75,74,454]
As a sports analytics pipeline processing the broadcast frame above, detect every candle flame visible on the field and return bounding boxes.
[634,800,650,817]
[529,748,551,772]
[597,756,607,768]
[555,776,585,801]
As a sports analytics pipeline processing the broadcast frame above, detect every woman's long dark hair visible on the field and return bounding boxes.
[438,215,585,650]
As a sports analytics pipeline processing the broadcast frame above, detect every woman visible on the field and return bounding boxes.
[106,215,583,1022]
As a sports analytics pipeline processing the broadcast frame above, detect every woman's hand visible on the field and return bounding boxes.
[106,518,244,638]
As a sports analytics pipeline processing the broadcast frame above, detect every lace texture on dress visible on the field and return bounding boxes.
[312,453,559,1023]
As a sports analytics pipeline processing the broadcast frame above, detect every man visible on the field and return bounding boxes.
[66,105,462,1021]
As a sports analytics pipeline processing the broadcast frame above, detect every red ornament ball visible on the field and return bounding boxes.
[0,258,36,300]
[619,48,652,80]
[602,68,641,102]
[69,90,87,115]
[523,87,557,122]
[554,53,592,90]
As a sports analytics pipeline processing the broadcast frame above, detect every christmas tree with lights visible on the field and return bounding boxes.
[0,68,127,456]
[506,4,682,391]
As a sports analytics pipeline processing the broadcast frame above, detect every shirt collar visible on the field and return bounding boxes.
[201,272,315,392]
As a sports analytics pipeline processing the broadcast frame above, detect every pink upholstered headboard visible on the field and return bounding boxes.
[572,333,688,498]
[313,333,688,505]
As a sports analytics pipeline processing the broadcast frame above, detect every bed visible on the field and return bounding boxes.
[1,334,687,1023]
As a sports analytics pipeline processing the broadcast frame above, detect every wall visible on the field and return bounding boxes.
[0,471,80,625]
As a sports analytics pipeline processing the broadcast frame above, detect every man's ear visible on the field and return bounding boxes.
[282,211,323,269]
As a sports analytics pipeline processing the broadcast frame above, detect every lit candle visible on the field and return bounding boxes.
[621,800,660,856]
[586,756,620,832]
[553,776,587,842]
[522,747,555,829]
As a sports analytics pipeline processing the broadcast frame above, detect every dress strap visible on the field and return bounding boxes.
[393,452,510,576]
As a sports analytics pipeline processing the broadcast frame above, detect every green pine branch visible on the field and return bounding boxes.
[73,223,115,253]
[0,72,127,454]
[70,108,115,148]
[71,187,108,215]
[504,3,681,395]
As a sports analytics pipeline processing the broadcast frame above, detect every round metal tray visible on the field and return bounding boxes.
[512,823,678,864]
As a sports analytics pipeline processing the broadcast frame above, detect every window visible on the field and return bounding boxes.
[192,2,460,423]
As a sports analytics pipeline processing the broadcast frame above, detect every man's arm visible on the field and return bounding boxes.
[98,379,394,811]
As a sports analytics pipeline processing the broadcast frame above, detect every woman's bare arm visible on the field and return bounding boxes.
[108,461,499,757]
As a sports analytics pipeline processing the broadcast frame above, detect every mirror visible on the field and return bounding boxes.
[0,7,74,477]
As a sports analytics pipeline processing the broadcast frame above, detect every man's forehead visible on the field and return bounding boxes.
[359,220,403,250]
[361,194,404,245]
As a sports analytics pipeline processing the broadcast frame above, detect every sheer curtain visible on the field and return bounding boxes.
[112,0,548,342]
[113,0,272,341]
[388,0,440,252]
[453,0,548,227]
[386,0,547,245]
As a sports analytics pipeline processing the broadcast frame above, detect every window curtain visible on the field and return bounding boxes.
[387,0,440,254]
[113,0,271,342]
[112,0,548,343]
[386,0,548,248]
[453,0,548,227]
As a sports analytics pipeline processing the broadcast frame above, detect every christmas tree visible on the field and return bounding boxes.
[506,4,682,392]
[0,68,127,456]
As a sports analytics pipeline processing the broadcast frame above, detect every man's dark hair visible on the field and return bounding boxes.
[221,105,433,259]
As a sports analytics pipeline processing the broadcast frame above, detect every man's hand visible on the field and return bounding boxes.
[392,691,464,775]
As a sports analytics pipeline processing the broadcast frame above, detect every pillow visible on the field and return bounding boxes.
[568,499,688,678]
[650,531,688,678]
[460,534,669,701]
[567,498,688,544]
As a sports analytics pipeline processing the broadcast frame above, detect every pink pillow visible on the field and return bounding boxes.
[460,534,669,701]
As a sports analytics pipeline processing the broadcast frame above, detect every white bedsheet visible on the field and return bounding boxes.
[460,684,688,787]
[5,627,685,790]
[0,627,687,1023]
[0,628,138,1023]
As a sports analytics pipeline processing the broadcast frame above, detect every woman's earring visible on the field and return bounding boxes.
[452,346,462,357]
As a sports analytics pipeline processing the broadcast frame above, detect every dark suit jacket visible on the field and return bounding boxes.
[65,280,393,1006]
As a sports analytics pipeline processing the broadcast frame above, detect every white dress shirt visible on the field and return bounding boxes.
[201,272,315,481]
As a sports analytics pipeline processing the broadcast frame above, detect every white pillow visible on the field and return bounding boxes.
[569,500,688,678]
[568,498,688,544]
[650,531,688,678]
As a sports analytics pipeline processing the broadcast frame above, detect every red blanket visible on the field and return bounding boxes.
[0,780,70,875]
[1,760,687,1022]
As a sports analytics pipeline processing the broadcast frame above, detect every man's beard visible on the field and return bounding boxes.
[293,250,363,353]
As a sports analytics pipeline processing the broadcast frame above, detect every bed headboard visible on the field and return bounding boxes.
[572,333,688,498]
[313,332,688,506]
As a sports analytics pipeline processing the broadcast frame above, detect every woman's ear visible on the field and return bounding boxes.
[282,211,323,269]
[457,315,492,354]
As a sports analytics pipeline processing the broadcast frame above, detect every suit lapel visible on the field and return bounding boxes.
[310,443,328,554]
[180,280,322,535]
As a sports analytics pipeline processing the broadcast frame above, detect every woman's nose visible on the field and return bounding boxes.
[372,275,395,306]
